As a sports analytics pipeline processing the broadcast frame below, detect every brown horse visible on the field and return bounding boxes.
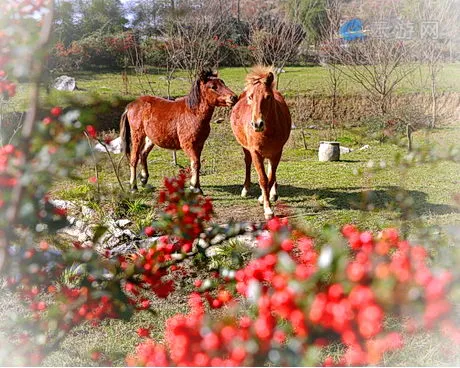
[120,70,237,192]
[230,66,291,219]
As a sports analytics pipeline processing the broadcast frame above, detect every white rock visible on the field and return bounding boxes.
[52,75,76,91]
[122,229,137,239]
[359,144,371,150]
[340,146,353,154]
[116,219,132,228]
[82,206,95,218]
[318,141,340,162]
[78,232,89,242]
[94,137,122,154]
[75,220,85,230]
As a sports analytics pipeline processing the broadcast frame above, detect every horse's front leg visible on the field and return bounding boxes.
[241,148,252,197]
[251,151,273,220]
[268,151,282,202]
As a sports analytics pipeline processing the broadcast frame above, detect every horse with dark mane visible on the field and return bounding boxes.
[230,66,291,219]
[120,70,237,192]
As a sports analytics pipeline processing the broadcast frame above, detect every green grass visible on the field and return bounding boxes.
[9,63,460,111]
[2,65,460,366]
[51,122,460,235]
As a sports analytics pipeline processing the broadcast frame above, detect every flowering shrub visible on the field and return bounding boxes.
[50,32,137,71]
[1,1,459,366]
[126,216,459,366]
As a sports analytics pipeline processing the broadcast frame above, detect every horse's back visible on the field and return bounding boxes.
[126,95,184,149]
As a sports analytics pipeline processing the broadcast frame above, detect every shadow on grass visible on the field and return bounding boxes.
[207,184,458,217]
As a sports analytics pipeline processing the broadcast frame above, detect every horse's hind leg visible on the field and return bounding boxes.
[251,151,273,220]
[241,148,252,197]
[139,137,154,187]
[268,151,282,202]
[185,147,204,195]
[129,137,144,192]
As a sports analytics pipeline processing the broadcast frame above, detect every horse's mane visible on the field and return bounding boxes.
[245,65,275,90]
[186,69,217,109]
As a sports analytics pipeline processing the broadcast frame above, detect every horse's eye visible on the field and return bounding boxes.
[247,95,252,101]
[211,85,218,90]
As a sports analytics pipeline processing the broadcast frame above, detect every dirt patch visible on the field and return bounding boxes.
[211,200,295,224]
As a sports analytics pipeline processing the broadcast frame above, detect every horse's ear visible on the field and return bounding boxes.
[198,68,218,82]
[265,72,274,87]
[199,70,208,82]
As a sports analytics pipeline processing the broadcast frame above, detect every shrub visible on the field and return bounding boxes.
[1,3,459,366]
[49,32,136,71]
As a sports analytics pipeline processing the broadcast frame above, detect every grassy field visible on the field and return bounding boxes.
[1,123,458,366]
[1,65,460,366]
[52,121,460,235]
[8,63,460,111]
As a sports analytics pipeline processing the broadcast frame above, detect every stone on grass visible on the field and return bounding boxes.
[116,219,132,228]
[318,141,340,162]
[52,76,76,91]
[340,146,353,154]
[94,137,122,154]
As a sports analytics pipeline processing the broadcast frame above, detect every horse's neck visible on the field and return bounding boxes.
[193,102,215,124]
[265,100,280,130]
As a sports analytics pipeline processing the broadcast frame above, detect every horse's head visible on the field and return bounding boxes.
[188,70,237,109]
[244,66,275,132]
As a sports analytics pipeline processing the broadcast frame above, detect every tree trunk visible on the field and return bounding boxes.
[236,0,240,22]
[430,70,437,129]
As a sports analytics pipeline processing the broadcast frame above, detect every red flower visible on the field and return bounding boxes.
[86,125,97,138]
[50,106,62,116]
[137,327,150,338]
[42,116,52,125]
[144,226,155,237]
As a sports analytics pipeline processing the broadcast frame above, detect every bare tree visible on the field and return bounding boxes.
[162,1,234,81]
[321,0,420,115]
[319,0,345,134]
[413,0,458,128]
[249,15,305,70]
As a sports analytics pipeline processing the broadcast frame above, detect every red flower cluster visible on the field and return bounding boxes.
[0,78,16,99]
[127,293,249,366]
[0,144,22,190]
[126,218,458,367]
[54,286,119,331]
[54,41,86,58]
[154,171,213,247]
[105,32,136,53]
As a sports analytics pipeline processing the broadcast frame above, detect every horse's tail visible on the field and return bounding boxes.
[119,108,131,160]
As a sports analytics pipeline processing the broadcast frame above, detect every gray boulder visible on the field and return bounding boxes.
[52,75,76,91]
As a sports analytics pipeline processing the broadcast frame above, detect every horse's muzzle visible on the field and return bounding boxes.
[227,95,238,106]
[251,120,265,132]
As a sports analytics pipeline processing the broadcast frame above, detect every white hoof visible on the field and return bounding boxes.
[258,195,264,205]
[241,187,248,197]
[190,186,203,195]
[264,208,274,220]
